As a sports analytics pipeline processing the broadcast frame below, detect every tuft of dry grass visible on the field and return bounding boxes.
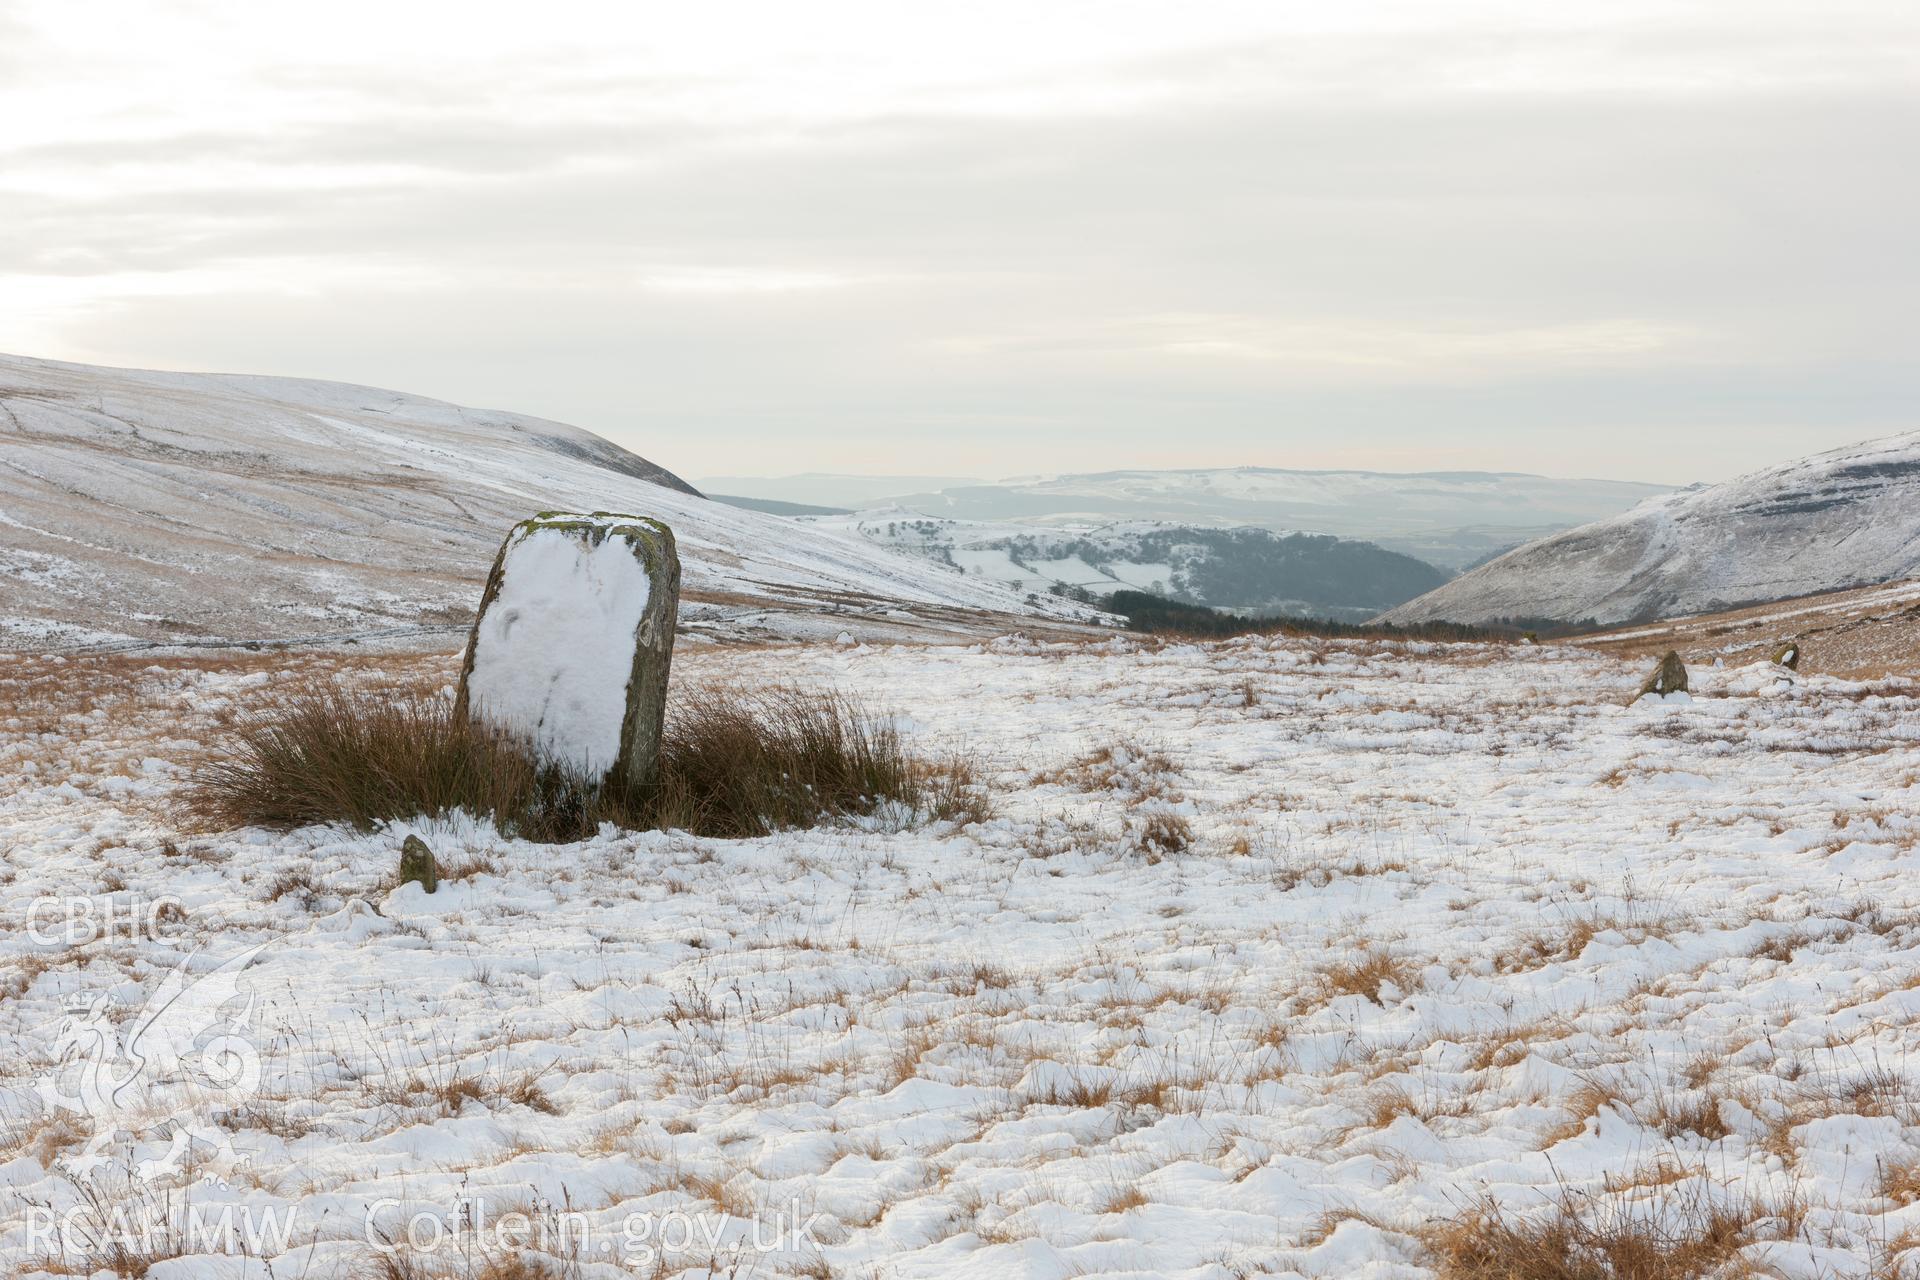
[1756,1062,1919,1159]
[23,1174,200,1279]
[182,681,948,841]
[262,867,323,906]
[650,682,923,837]
[354,1244,573,1280]
[1318,946,1418,1005]
[1425,1189,1792,1279]
[179,684,572,837]
[1881,1159,1920,1206]
[1540,1080,1620,1148]
[1496,910,1671,975]
[1364,1082,1472,1129]
[921,753,995,826]
[1134,808,1193,861]
[1038,738,1181,801]
[1643,1087,1736,1142]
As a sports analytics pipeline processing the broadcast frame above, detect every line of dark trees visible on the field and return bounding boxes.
[1077,588,1596,643]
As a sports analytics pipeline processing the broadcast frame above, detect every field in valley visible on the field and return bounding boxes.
[2,634,1919,1278]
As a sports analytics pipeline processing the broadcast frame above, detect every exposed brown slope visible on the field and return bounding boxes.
[1575,577,1920,679]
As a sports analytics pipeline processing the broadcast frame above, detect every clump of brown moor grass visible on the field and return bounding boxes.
[182,681,954,842]
[1134,808,1193,861]
[1318,945,1418,1005]
[1425,1185,1798,1280]
[649,683,922,837]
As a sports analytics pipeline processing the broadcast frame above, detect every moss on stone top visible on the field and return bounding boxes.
[514,511,677,568]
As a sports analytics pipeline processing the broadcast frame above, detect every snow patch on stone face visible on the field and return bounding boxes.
[465,524,652,775]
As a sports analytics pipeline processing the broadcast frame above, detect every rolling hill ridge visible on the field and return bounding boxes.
[1382,431,1920,626]
[0,356,1088,650]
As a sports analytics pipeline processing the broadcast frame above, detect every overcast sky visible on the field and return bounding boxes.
[3,1,1915,483]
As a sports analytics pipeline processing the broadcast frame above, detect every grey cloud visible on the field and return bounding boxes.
[0,13,38,77]
[0,116,710,177]
[17,88,1912,323]
[67,253,1919,487]
[13,18,1920,482]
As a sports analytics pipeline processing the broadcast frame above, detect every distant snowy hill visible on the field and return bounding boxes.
[0,356,1089,649]
[1381,431,1920,626]
[698,473,983,508]
[719,467,1672,570]
[812,511,1446,620]
[710,494,853,518]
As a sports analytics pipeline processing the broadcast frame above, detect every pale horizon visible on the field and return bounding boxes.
[691,465,1681,489]
[5,0,1916,486]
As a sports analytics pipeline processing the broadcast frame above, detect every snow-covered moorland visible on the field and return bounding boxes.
[3,635,1919,1278]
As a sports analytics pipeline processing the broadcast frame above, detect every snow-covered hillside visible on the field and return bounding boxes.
[725,468,1672,570]
[812,510,1446,620]
[1382,431,1920,627]
[0,356,1088,650]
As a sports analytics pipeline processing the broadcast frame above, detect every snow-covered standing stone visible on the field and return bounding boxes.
[456,511,680,789]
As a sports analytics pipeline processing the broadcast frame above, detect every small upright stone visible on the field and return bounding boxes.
[1771,641,1800,670]
[1638,650,1689,698]
[456,511,680,790]
[399,834,439,893]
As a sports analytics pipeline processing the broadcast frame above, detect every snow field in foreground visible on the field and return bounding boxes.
[1,637,1918,1278]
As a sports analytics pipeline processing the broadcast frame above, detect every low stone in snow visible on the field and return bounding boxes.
[1638,650,1689,699]
[456,511,681,789]
[399,834,439,893]
[1772,641,1801,670]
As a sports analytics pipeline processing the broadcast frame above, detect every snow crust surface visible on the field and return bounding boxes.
[466,522,651,775]
[4,636,1919,1277]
